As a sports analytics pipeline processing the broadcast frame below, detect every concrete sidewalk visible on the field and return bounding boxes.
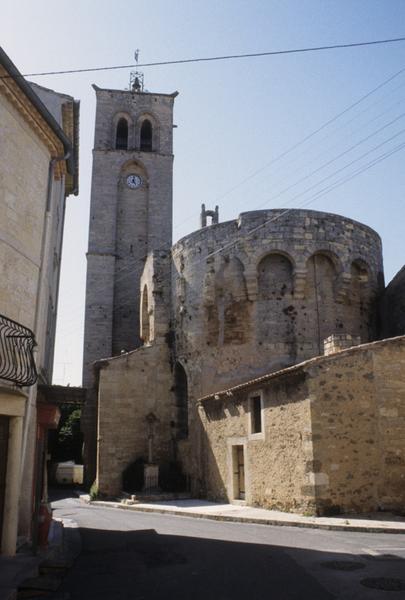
[85,496,405,534]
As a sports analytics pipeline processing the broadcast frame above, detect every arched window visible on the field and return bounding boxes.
[116,118,128,150]
[174,363,188,439]
[140,119,153,151]
[141,285,150,344]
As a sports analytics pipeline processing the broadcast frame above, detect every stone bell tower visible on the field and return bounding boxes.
[82,77,178,484]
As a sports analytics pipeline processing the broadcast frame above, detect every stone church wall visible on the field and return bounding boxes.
[96,341,175,497]
[96,250,174,497]
[199,336,405,515]
[381,266,405,338]
[82,86,176,485]
[173,209,384,492]
[173,209,383,399]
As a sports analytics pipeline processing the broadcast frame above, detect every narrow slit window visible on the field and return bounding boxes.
[140,119,153,151]
[251,395,262,434]
[175,362,188,439]
[116,118,128,150]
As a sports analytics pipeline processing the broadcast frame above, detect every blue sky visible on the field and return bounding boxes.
[2,0,405,385]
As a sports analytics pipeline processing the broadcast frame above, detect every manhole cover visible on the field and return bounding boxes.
[320,560,365,571]
[361,577,405,592]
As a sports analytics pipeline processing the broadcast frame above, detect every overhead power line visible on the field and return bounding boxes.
[206,135,405,262]
[5,36,405,79]
[173,63,405,233]
[112,122,405,310]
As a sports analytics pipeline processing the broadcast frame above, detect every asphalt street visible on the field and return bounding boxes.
[52,494,405,600]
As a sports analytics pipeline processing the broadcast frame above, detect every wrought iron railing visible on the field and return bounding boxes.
[0,313,37,386]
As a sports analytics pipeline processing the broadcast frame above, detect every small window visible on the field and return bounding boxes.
[116,118,128,150]
[250,395,262,434]
[141,285,150,344]
[140,119,153,151]
[175,362,188,439]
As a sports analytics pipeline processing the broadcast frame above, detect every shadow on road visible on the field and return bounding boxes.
[56,524,405,600]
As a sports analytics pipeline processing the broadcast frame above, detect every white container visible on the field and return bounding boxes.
[55,462,83,485]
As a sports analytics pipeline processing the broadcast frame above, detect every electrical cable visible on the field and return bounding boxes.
[112,113,405,297]
[7,36,405,79]
[173,64,405,233]
[206,134,405,260]
[110,134,405,312]
[241,110,405,208]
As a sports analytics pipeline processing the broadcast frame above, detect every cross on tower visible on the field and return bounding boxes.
[129,49,144,92]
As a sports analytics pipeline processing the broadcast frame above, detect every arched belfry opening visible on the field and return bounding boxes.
[140,119,153,151]
[141,285,150,344]
[116,118,128,150]
[174,362,188,439]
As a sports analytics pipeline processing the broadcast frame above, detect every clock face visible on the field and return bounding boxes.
[126,174,142,189]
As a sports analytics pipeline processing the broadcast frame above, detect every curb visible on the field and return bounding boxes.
[88,500,405,534]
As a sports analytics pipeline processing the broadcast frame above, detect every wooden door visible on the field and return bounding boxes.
[237,445,245,500]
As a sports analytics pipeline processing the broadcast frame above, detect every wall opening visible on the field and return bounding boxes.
[140,119,153,151]
[174,362,188,439]
[232,445,245,500]
[0,416,9,543]
[250,395,262,434]
[141,285,150,344]
[116,118,129,150]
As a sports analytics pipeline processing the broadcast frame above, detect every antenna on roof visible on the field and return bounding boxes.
[129,48,144,92]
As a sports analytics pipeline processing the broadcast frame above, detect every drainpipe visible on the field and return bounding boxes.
[20,153,70,541]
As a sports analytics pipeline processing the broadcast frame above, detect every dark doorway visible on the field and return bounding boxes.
[232,445,245,500]
[0,415,9,543]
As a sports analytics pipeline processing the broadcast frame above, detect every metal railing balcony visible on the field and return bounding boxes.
[0,313,37,386]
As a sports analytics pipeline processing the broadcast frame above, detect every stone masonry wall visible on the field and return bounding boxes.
[308,336,405,514]
[96,341,175,497]
[173,209,384,491]
[372,338,405,510]
[199,371,313,511]
[381,266,405,338]
[199,336,405,515]
[307,351,379,514]
[96,249,174,496]
[82,87,176,485]
[173,209,383,399]
[0,93,49,329]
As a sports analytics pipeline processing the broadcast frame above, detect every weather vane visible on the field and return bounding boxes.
[129,49,144,92]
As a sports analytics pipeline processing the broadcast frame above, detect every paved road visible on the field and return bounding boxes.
[52,495,405,599]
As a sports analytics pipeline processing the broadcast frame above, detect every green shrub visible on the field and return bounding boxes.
[89,481,99,501]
